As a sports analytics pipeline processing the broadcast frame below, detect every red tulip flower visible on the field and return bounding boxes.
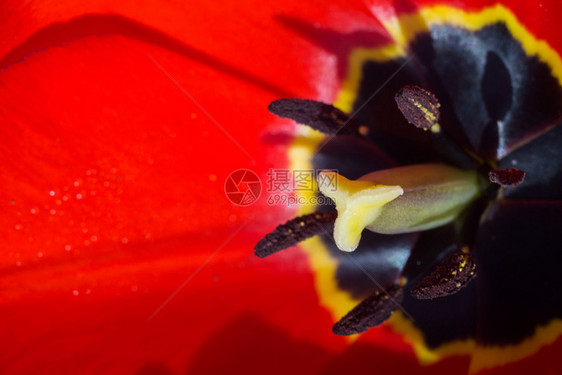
[1,1,562,374]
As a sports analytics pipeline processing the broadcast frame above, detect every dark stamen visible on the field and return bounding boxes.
[411,250,476,300]
[332,284,403,336]
[488,167,526,187]
[395,85,440,131]
[254,211,337,258]
[268,98,360,135]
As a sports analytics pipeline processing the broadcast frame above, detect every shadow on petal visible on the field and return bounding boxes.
[186,314,330,375]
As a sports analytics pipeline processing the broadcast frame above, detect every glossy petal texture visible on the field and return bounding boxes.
[349,22,562,164]
[498,124,562,200]
[410,24,562,160]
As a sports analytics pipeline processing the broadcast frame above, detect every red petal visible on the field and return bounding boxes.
[0,0,405,372]
[0,0,391,98]
[474,335,562,375]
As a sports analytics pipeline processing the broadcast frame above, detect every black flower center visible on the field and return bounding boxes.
[257,12,562,364]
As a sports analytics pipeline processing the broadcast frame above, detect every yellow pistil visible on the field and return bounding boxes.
[318,164,480,252]
[318,171,403,252]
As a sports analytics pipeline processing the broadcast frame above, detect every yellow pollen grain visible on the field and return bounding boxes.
[409,97,437,123]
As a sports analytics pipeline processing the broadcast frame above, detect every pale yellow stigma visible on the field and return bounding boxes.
[317,164,480,253]
[318,171,403,252]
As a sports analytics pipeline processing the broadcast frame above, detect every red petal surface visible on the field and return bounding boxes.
[476,335,562,375]
[0,1,398,373]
